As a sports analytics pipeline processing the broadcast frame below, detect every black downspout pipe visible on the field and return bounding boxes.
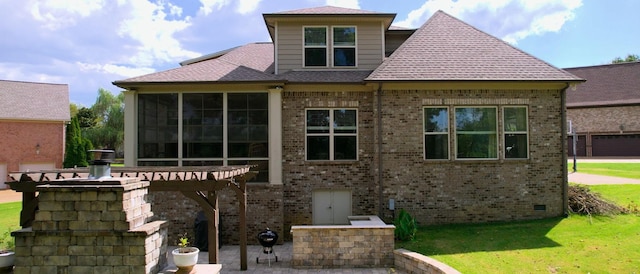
[377,84,384,218]
[561,83,570,217]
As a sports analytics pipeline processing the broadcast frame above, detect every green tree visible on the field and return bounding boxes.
[63,116,93,168]
[76,107,97,128]
[612,54,639,63]
[83,88,124,154]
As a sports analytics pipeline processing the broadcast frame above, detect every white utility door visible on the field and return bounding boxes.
[312,190,352,225]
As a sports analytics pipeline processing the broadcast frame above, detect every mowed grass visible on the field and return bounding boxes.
[0,201,20,250]
[397,183,640,273]
[570,162,640,179]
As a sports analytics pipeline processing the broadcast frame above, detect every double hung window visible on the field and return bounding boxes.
[455,107,498,159]
[332,27,356,66]
[423,107,449,159]
[304,27,327,67]
[503,106,528,159]
[306,109,357,160]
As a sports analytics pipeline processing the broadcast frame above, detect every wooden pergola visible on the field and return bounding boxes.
[7,165,256,271]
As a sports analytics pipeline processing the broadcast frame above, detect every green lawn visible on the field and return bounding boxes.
[397,184,640,273]
[0,201,20,250]
[570,162,640,179]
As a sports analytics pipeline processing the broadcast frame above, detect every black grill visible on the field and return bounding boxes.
[256,228,278,265]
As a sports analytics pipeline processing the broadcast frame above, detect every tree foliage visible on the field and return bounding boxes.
[63,116,93,168]
[76,107,97,128]
[82,88,124,154]
[611,54,639,64]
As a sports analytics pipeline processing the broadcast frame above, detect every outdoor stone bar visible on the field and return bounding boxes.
[11,177,168,274]
[290,215,395,269]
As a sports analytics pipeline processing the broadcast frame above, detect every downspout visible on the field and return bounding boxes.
[377,83,384,218]
[560,83,570,217]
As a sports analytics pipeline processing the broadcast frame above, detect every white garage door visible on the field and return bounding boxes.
[0,164,7,190]
[19,163,56,172]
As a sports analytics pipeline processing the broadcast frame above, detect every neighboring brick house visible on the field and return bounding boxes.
[0,80,70,189]
[564,62,640,157]
[113,6,582,242]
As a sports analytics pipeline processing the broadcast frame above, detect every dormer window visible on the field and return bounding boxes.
[304,27,327,67]
[333,27,356,66]
[303,26,357,68]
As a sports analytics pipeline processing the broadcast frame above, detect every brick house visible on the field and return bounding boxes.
[0,80,70,189]
[113,6,583,242]
[565,62,640,157]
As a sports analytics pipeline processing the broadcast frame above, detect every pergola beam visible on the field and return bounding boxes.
[6,165,256,271]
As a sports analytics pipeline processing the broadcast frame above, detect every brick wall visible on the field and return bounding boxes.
[149,183,284,246]
[567,105,640,133]
[281,88,565,230]
[378,89,565,224]
[0,121,65,172]
[281,90,377,238]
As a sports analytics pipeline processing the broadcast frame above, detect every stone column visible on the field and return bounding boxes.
[11,177,168,274]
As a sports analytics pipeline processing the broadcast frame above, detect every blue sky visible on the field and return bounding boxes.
[0,0,638,106]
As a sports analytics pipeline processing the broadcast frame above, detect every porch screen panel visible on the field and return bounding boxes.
[183,93,223,158]
[138,94,178,159]
[227,93,269,158]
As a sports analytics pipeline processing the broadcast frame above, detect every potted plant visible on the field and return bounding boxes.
[0,229,15,270]
[171,233,199,273]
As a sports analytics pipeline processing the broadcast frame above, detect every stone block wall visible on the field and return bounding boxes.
[290,225,395,268]
[12,178,168,274]
[567,105,640,133]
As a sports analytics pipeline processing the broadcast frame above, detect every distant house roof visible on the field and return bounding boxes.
[565,62,640,108]
[0,80,70,122]
[367,11,582,82]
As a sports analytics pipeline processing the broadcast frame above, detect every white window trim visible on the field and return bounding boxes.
[454,106,499,160]
[303,26,328,68]
[305,108,359,161]
[502,106,529,160]
[423,106,450,160]
[331,26,357,67]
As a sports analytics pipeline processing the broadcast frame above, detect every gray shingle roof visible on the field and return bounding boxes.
[367,11,582,81]
[565,62,640,107]
[0,80,70,121]
[278,70,373,83]
[113,43,278,86]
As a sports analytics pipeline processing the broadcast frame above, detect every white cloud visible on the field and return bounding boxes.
[28,0,107,30]
[326,0,360,9]
[117,0,201,66]
[199,0,231,15]
[396,0,582,44]
[236,0,263,14]
[77,62,156,78]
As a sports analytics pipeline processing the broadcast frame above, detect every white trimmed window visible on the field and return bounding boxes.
[304,27,327,67]
[454,107,498,159]
[332,26,356,66]
[423,107,449,159]
[503,106,528,159]
[306,109,358,160]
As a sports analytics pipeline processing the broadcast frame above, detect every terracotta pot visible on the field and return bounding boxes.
[0,251,15,269]
[172,247,199,270]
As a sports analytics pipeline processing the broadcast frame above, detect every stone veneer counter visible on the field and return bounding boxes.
[290,216,395,269]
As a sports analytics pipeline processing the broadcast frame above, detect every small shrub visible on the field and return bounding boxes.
[0,229,15,251]
[394,209,417,241]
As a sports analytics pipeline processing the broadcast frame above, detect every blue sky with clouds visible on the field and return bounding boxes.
[1,0,638,106]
